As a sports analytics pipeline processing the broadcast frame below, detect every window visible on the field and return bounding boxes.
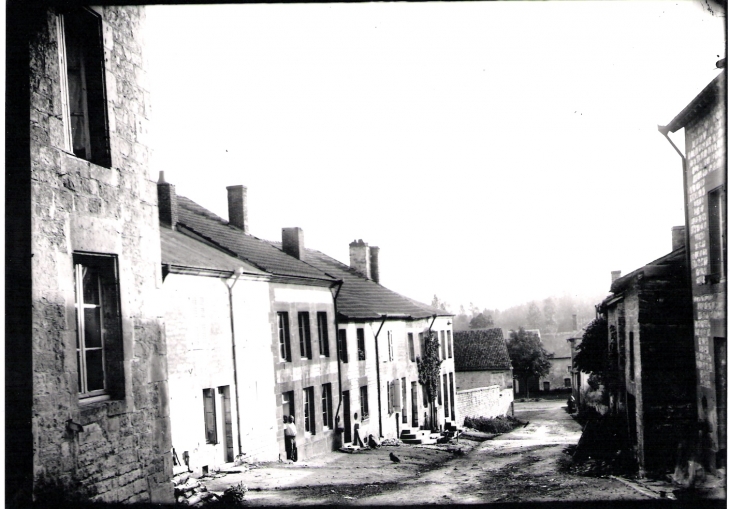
[629,331,635,381]
[443,374,449,417]
[360,385,369,420]
[322,383,333,429]
[387,381,392,414]
[357,328,366,361]
[278,312,291,362]
[449,372,455,419]
[303,387,316,434]
[447,331,453,358]
[387,331,394,361]
[73,253,122,400]
[282,391,294,423]
[401,377,407,423]
[317,312,330,357]
[203,388,218,444]
[338,329,348,363]
[437,374,443,405]
[440,331,446,359]
[58,8,110,167]
[564,378,572,388]
[543,381,550,392]
[298,312,312,359]
[408,333,415,362]
[708,186,726,282]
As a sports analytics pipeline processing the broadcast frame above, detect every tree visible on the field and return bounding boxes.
[573,317,608,379]
[507,327,552,398]
[431,294,448,311]
[526,302,542,329]
[469,312,494,329]
[542,297,558,334]
[453,304,470,331]
[416,331,442,430]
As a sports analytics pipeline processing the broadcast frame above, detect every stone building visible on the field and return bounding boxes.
[539,326,583,392]
[453,328,514,422]
[660,68,727,473]
[159,181,341,463]
[299,239,456,441]
[7,4,173,504]
[597,228,695,474]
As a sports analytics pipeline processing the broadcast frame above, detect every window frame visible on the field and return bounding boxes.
[447,330,453,358]
[203,388,218,444]
[401,377,407,423]
[303,386,316,434]
[322,383,333,430]
[408,332,415,362]
[357,328,366,361]
[57,7,111,168]
[298,311,312,360]
[442,373,448,417]
[708,185,726,283]
[278,312,292,362]
[73,252,122,402]
[317,311,330,357]
[338,329,349,363]
[360,385,369,420]
[387,331,394,362]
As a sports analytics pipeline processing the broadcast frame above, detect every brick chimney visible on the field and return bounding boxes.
[349,239,371,279]
[672,225,686,251]
[157,171,178,230]
[611,270,622,283]
[226,185,248,233]
[572,314,578,331]
[369,246,380,284]
[282,227,304,260]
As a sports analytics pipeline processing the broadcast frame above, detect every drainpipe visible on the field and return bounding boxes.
[330,281,344,425]
[373,315,388,438]
[223,267,244,457]
[658,126,692,285]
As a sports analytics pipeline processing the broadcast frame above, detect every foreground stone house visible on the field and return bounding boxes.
[7,4,173,504]
[660,68,727,473]
[598,228,695,474]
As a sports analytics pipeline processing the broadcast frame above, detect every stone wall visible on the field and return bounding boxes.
[455,370,512,392]
[455,385,513,426]
[27,6,172,503]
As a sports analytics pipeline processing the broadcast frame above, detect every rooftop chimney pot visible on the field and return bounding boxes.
[227,185,249,233]
[370,246,380,284]
[672,225,686,251]
[157,171,178,230]
[611,270,622,283]
[282,227,305,260]
[349,239,371,279]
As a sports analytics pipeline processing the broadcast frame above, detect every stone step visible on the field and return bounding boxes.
[400,438,423,445]
[400,433,418,440]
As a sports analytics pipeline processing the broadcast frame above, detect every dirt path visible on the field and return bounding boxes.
[201,400,650,505]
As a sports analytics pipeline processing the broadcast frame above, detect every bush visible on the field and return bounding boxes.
[464,415,524,434]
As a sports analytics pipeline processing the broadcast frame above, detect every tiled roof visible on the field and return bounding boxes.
[175,196,337,283]
[453,328,512,372]
[664,70,725,132]
[160,226,266,276]
[295,247,452,321]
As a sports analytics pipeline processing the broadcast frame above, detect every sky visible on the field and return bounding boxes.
[144,1,725,312]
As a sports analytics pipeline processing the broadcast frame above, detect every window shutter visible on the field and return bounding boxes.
[393,379,402,412]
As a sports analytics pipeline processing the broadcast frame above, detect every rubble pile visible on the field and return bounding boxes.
[380,438,403,447]
[172,472,217,506]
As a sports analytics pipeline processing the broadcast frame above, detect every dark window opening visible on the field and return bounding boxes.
[338,329,348,363]
[203,388,218,444]
[360,385,369,420]
[278,312,291,362]
[708,186,726,282]
[317,312,329,357]
[357,328,366,361]
[303,387,316,434]
[298,312,312,359]
[322,383,333,429]
[408,332,415,362]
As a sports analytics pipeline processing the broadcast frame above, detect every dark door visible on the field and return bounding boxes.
[343,390,351,443]
[449,372,456,421]
[411,382,418,428]
[715,337,727,466]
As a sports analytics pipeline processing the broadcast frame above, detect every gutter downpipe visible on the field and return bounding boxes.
[224,268,245,457]
[658,126,692,285]
[330,281,344,426]
[373,315,388,438]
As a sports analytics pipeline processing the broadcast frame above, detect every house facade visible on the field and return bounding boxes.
[598,229,695,474]
[453,329,514,422]
[660,69,727,473]
[539,326,583,392]
[7,4,174,504]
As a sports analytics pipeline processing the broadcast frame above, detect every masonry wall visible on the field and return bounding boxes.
[539,357,573,391]
[27,6,172,503]
[683,72,727,471]
[456,385,513,425]
[271,283,339,460]
[455,370,512,392]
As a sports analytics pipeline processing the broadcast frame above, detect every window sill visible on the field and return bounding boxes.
[78,397,127,424]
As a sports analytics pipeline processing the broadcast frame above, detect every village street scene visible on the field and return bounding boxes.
[5,0,727,508]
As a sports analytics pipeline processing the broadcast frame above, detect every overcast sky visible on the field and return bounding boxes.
[145,1,725,312]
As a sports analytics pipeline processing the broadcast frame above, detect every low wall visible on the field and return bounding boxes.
[455,385,514,426]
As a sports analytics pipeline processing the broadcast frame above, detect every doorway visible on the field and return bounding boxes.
[411,382,418,428]
[343,390,351,443]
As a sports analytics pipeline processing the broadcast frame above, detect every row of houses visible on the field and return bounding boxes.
[8,5,502,505]
[570,68,726,478]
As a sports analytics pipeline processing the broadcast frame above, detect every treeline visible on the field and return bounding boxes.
[431,293,604,333]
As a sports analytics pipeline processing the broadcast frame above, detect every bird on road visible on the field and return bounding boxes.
[389,452,401,463]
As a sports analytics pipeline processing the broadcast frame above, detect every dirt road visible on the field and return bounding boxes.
[203,400,652,505]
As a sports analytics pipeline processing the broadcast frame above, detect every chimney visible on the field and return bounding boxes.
[157,171,178,230]
[349,239,371,279]
[282,227,304,260]
[572,314,578,331]
[369,246,380,284]
[672,225,686,251]
[226,185,248,233]
[611,270,622,283]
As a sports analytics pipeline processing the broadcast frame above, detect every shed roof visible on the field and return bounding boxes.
[453,328,512,372]
[663,70,725,133]
[175,196,337,283]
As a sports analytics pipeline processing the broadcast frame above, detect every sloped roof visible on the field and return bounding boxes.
[453,328,512,372]
[663,70,725,132]
[295,247,452,321]
[610,247,686,294]
[160,226,266,276]
[175,196,337,283]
